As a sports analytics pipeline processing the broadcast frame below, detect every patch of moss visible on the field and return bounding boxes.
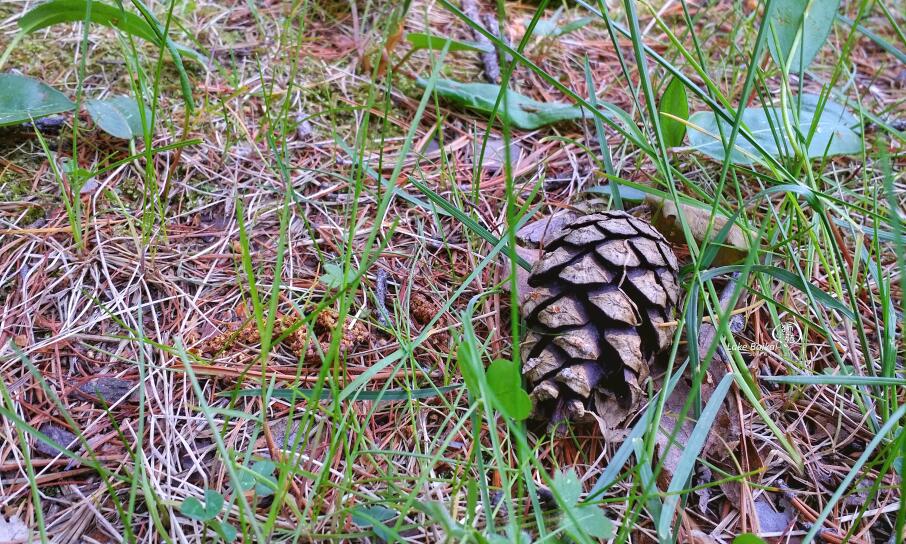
[21,205,46,225]
[0,173,34,202]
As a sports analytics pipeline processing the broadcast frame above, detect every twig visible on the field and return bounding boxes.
[697,273,743,364]
[461,0,500,83]
[375,268,393,327]
[482,13,512,67]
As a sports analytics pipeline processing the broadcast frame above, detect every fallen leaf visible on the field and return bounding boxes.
[418,77,586,130]
[0,514,30,543]
[753,496,793,533]
[76,377,138,404]
[647,195,749,266]
[473,136,521,171]
[33,423,77,457]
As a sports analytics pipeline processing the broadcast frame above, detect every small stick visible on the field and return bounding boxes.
[697,273,743,365]
[482,13,512,67]
[375,268,393,327]
[461,0,500,83]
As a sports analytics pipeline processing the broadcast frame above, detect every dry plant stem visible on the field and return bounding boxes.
[461,0,500,83]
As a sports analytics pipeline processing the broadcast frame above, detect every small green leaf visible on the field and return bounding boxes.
[732,534,769,544]
[553,468,615,541]
[766,0,841,72]
[527,10,594,37]
[238,460,277,496]
[457,341,481,396]
[572,504,614,539]
[687,94,861,165]
[418,77,585,130]
[551,468,582,506]
[84,96,150,139]
[351,505,398,526]
[180,489,224,521]
[585,183,647,202]
[658,76,688,148]
[250,460,276,496]
[209,519,238,542]
[486,358,530,421]
[406,32,491,53]
[319,262,353,289]
[0,74,75,126]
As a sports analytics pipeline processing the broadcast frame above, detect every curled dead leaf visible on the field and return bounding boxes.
[646,195,749,266]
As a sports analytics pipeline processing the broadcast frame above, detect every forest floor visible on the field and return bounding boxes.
[0,0,904,542]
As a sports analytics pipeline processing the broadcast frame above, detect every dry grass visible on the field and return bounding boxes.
[1,0,904,542]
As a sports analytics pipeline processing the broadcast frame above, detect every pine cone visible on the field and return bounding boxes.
[520,211,681,428]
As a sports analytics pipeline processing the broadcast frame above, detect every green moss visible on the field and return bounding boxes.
[0,173,34,202]
[21,205,45,224]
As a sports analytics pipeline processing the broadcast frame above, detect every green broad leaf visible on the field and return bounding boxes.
[15,0,203,61]
[528,10,594,38]
[180,489,224,521]
[350,505,400,541]
[585,183,648,203]
[687,94,861,165]
[658,76,688,148]
[351,505,398,526]
[457,341,481,397]
[406,32,491,53]
[485,358,530,421]
[766,0,841,72]
[553,468,614,540]
[551,468,582,506]
[732,534,769,544]
[0,74,75,126]
[84,96,150,139]
[417,77,585,130]
[209,520,238,542]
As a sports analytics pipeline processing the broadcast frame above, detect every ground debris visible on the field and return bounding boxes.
[33,423,77,457]
[462,0,501,83]
[0,514,30,543]
[196,308,369,363]
[75,377,137,405]
[409,292,437,325]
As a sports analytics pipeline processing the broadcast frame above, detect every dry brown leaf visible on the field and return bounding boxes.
[76,377,137,404]
[647,195,749,266]
[33,424,77,457]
